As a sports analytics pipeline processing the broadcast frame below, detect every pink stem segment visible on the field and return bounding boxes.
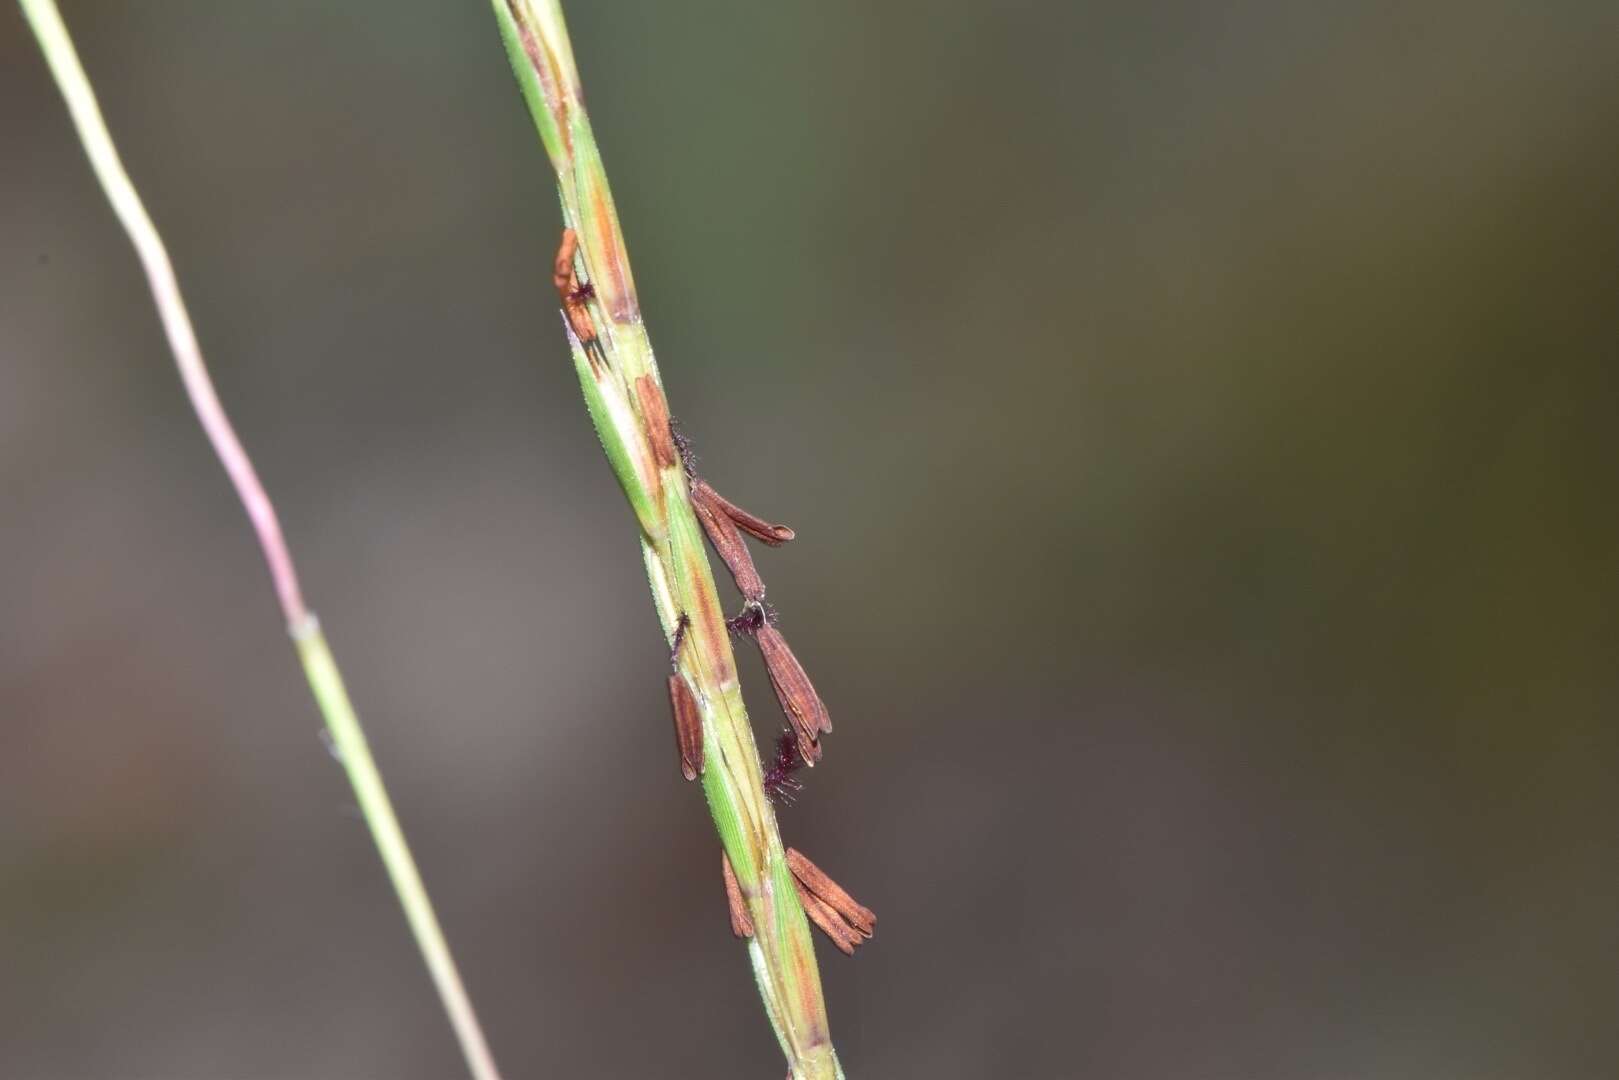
[19,0,308,627]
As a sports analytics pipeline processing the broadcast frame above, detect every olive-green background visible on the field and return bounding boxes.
[3,2,1616,1076]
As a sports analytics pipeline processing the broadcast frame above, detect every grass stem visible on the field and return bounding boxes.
[18,3,501,1076]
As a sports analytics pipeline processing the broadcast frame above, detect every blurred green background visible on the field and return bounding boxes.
[3,1,1617,1076]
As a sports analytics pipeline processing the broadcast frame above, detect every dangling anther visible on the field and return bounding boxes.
[690,478,795,545]
[753,624,831,765]
[691,482,766,602]
[787,847,875,956]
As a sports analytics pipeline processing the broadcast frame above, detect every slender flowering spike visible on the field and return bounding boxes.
[667,672,702,781]
[691,484,766,601]
[490,4,849,1072]
[786,848,875,938]
[721,853,754,939]
[690,478,795,545]
[754,625,831,765]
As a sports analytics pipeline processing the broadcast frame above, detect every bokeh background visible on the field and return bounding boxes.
[3,1,1617,1076]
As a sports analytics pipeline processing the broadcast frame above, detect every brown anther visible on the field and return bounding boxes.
[794,881,861,955]
[787,848,874,955]
[786,848,875,936]
[692,484,766,602]
[667,672,702,781]
[754,625,831,765]
[722,853,754,939]
[552,227,598,344]
[634,375,678,470]
[690,478,795,545]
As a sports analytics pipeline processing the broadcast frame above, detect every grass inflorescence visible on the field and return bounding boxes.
[489,3,875,1076]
